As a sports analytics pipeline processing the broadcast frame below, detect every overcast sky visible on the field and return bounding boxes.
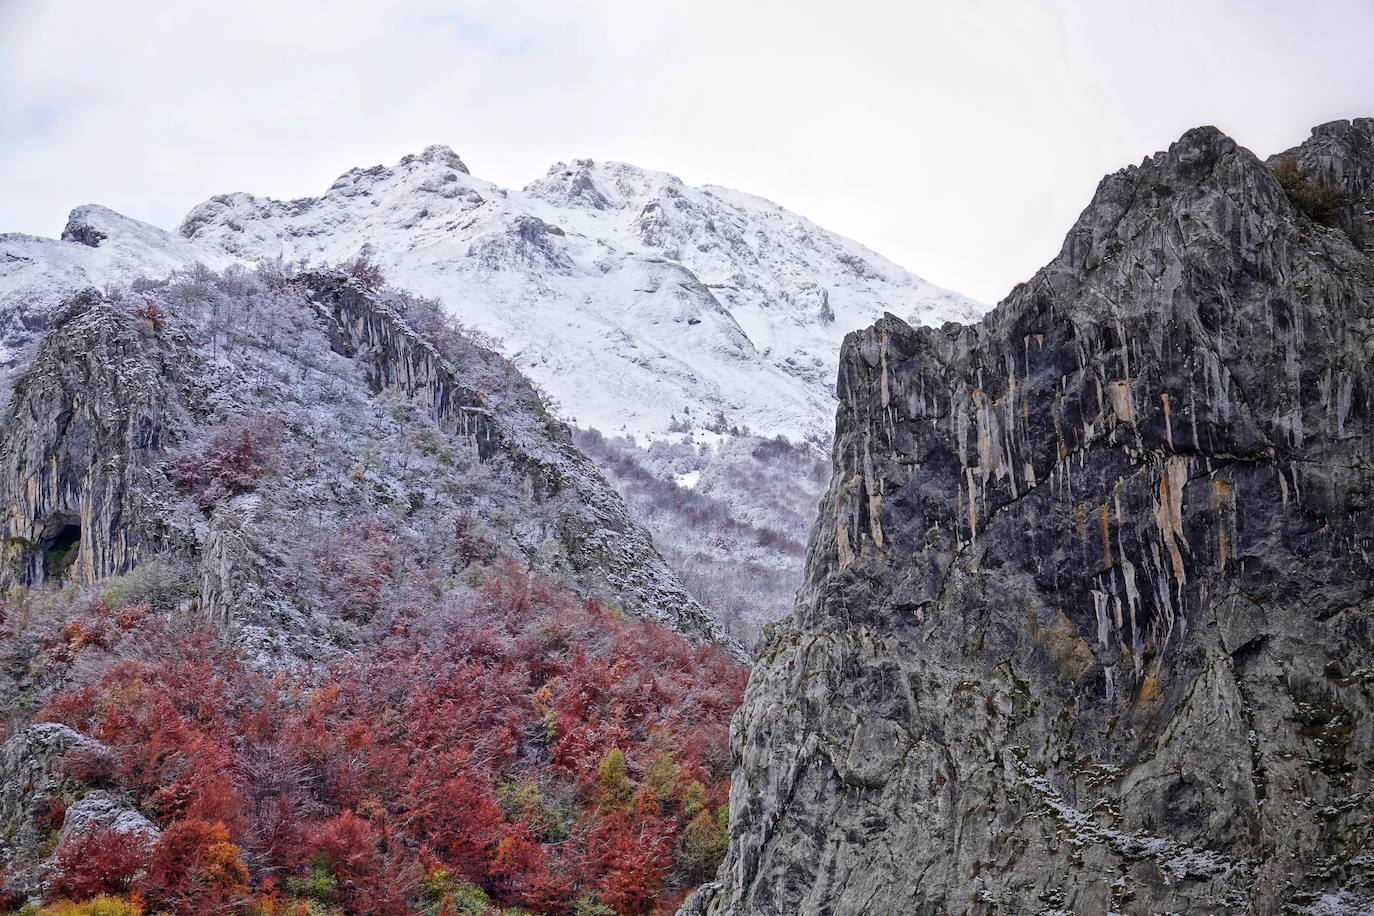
[2,0,1371,303]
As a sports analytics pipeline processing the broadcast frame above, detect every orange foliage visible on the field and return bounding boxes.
[36,558,747,914]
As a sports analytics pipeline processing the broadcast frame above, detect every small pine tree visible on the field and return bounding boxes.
[680,780,709,819]
[643,746,680,803]
[676,805,729,881]
[597,748,633,813]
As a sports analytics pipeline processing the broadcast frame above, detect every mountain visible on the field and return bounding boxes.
[0,264,745,911]
[174,146,982,444]
[0,265,731,655]
[0,150,984,643]
[686,119,1374,914]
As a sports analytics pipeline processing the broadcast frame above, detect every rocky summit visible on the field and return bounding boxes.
[686,119,1374,914]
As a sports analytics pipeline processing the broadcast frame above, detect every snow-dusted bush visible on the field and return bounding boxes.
[174,415,284,508]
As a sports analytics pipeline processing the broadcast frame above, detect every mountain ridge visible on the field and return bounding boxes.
[171,146,985,443]
[0,147,983,443]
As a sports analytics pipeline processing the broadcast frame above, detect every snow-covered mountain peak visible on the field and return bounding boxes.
[177,146,505,263]
[59,204,129,247]
[5,146,987,443]
[526,158,685,213]
[400,143,471,174]
[0,204,233,406]
[321,143,481,200]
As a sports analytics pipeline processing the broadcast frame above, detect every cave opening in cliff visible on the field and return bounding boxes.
[42,522,81,580]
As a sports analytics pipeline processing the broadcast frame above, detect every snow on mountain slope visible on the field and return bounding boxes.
[1,204,232,311]
[0,205,233,404]
[176,146,985,442]
[0,147,985,638]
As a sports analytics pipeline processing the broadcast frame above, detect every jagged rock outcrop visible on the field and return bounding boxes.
[0,292,190,588]
[59,214,106,249]
[54,791,160,848]
[692,122,1374,914]
[0,724,119,894]
[0,269,735,657]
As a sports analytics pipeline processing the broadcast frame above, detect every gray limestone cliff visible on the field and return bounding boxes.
[0,292,190,588]
[688,121,1374,914]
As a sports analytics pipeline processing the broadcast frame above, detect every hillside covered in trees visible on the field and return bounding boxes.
[0,262,745,915]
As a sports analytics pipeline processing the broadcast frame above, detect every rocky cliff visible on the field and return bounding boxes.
[0,291,191,588]
[689,120,1374,914]
[0,266,734,662]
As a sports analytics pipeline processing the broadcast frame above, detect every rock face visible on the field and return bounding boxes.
[693,122,1374,914]
[1270,118,1374,255]
[0,724,120,894]
[0,291,190,588]
[53,791,160,850]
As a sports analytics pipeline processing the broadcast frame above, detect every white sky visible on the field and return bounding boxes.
[2,0,1371,303]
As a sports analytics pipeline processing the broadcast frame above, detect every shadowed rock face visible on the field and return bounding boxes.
[688,123,1374,914]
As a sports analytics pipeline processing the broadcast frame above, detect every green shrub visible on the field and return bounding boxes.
[597,748,633,812]
[420,867,493,916]
[676,804,729,881]
[1274,160,1342,226]
[643,730,681,802]
[288,853,340,905]
[681,779,709,818]
[572,897,616,916]
[495,778,568,837]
